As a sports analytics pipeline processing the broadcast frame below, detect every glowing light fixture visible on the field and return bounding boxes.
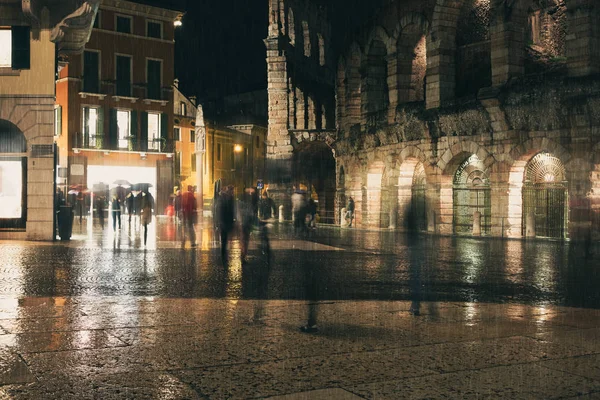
[234,144,243,153]
[174,15,183,27]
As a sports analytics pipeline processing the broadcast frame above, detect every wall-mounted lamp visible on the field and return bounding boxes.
[234,144,243,153]
[174,15,183,27]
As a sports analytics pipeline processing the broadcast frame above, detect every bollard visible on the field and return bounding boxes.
[279,205,284,223]
[472,211,482,236]
[341,208,346,226]
[525,212,535,237]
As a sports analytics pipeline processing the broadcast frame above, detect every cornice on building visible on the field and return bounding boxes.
[100,0,183,22]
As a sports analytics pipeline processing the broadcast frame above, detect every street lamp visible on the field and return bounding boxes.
[234,144,243,153]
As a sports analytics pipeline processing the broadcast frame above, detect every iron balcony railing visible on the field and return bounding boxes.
[73,133,174,153]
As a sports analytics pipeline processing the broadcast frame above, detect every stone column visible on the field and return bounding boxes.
[386,53,398,124]
[490,1,526,86]
[566,0,600,77]
[265,35,293,219]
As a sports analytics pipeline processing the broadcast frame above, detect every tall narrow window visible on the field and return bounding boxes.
[217,143,222,162]
[116,110,130,149]
[83,51,99,93]
[54,106,62,137]
[174,127,180,141]
[318,33,325,66]
[93,11,101,29]
[116,16,132,34]
[302,21,311,57]
[116,55,131,96]
[147,21,162,39]
[180,102,186,115]
[191,153,197,172]
[147,113,161,151]
[83,107,100,148]
[0,28,11,67]
[146,59,161,100]
[190,129,195,143]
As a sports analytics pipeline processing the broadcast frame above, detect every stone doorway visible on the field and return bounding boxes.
[452,155,491,235]
[522,152,568,238]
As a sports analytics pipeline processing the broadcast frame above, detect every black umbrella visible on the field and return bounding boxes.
[132,183,153,191]
[113,179,132,188]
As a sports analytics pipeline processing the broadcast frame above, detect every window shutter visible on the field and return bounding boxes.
[83,107,90,147]
[97,107,104,141]
[140,112,148,151]
[109,109,118,149]
[130,110,138,151]
[55,106,62,137]
[11,26,30,70]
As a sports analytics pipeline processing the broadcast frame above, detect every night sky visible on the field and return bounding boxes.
[133,0,384,102]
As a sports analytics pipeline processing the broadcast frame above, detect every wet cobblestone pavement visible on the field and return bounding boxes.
[0,218,599,399]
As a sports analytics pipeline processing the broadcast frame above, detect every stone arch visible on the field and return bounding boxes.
[302,20,311,57]
[588,141,600,238]
[363,27,390,127]
[365,25,394,56]
[438,140,493,174]
[287,7,295,45]
[507,138,571,238]
[456,0,491,97]
[344,42,362,131]
[0,119,28,229]
[363,159,386,227]
[395,13,429,105]
[427,0,465,108]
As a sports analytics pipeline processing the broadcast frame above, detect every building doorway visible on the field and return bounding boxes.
[0,120,27,229]
[522,152,568,238]
[453,155,491,234]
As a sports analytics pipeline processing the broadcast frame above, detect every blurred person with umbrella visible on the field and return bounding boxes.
[140,189,154,246]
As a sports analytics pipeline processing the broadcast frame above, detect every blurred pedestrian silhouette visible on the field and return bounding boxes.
[300,259,321,333]
[291,189,307,236]
[216,185,235,265]
[307,198,317,230]
[181,185,197,248]
[126,191,135,226]
[95,195,105,229]
[258,191,275,220]
[173,188,183,235]
[111,194,121,231]
[405,204,422,316]
[239,187,258,262]
[140,190,154,246]
[346,196,355,227]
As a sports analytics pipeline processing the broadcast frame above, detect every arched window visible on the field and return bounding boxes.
[302,21,311,57]
[318,33,325,66]
[0,119,27,229]
[288,8,295,45]
[363,39,389,126]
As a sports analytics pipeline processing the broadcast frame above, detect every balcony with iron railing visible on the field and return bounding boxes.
[72,132,174,154]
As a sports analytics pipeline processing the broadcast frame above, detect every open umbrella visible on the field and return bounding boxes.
[113,179,131,188]
[92,182,109,192]
[132,183,153,191]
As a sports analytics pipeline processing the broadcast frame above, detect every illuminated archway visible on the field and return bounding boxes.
[364,160,385,227]
[0,119,27,229]
[453,154,491,234]
[522,152,568,238]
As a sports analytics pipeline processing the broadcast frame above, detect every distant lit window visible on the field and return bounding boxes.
[0,29,12,67]
[190,129,195,143]
[83,107,100,148]
[147,21,162,39]
[217,143,222,162]
[117,110,130,149]
[174,127,180,141]
[180,102,186,115]
[116,16,132,34]
[54,106,62,137]
[148,113,161,151]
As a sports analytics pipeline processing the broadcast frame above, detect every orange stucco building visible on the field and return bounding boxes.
[55,0,183,214]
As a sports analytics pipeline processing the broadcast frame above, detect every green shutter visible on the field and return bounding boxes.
[130,110,137,151]
[55,106,62,137]
[140,112,148,151]
[96,106,104,137]
[83,107,90,147]
[109,109,118,150]
[160,113,168,152]
[11,26,30,70]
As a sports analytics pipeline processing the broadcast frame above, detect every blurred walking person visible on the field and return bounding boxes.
[126,191,135,226]
[181,185,197,248]
[111,195,121,231]
[291,189,307,235]
[259,191,275,220]
[239,188,258,262]
[140,190,154,246]
[216,185,235,265]
[346,196,355,227]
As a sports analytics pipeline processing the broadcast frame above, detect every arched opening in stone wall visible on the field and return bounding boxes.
[452,154,491,234]
[525,0,567,74]
[363,160,385,228]
[292,142,336,224]
[363,39,389,129]
[0,119,28,229]
[344,43,362,131]
[397,21,427,104]
[318,33,325,66]
[455,0,491,98]
[590,148,600,240]
[522,152,568,238]
[288,8,295,46]
[388,158,429,231]
[302,21,311,57]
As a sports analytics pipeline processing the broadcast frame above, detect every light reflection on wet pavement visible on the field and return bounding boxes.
[0,218,598,398]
